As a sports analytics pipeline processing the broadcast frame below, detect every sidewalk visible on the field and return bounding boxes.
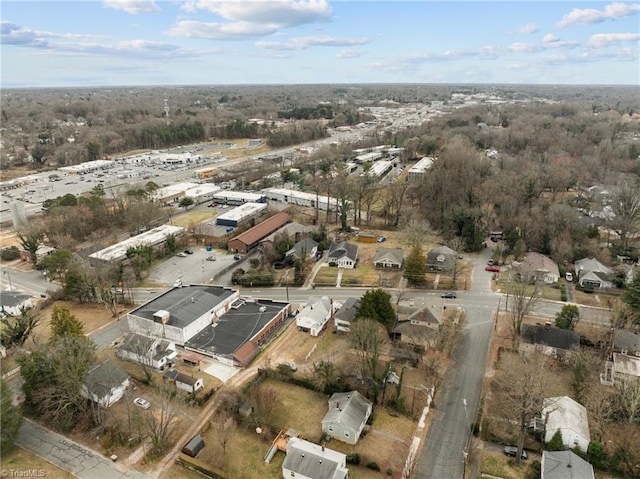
[15,418,152,479]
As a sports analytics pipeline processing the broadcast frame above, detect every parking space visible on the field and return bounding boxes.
[147,246,240,286]
[202,360,240,383]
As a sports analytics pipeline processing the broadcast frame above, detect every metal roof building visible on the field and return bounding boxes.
[214,202,267,227]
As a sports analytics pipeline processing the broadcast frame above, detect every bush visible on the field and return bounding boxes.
[346,453,360,465]
[0,246,20,261]
[525,460,541,479]
[366,462,381,471]
[587,441,604,468]
[547,430,564,451]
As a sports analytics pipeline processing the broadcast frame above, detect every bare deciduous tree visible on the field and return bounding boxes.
[349,317,391,404]
[506,272,541,349]
[144,385,182,455]
[494,351,554,465]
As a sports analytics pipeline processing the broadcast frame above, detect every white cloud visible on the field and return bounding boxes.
[557,2,640,28]
[181,0,332,28]
[508,42,542,53]
[587,32,640,47]
[256,35,371,50]
[1,21,100,47]
[166,21,280,39]
[336,49,363,58]
[542,34,559,44]
[516,23,539,34]
[102,0,160,14]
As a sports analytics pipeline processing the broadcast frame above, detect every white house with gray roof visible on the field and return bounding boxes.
[116,333,177,370]
[0,290,33,316]
[327,241,358,268]
[296,296,334,337]
[282,437,348,479]
[81,360,129,408]
[574,257,614,289]
[322,390,372,445]
[542,396,590,452]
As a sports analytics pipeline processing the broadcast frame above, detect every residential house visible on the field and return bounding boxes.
[322,391,373,445]
[520,323,580,359]
[426,246,457,273]
[0,290,33,316]
[296,296,333,337]
[334,297,360,333]
[516,252,560,284]
[574,257,614,289]
[373,247,404,269]
[116,333,177,370]
[286,237,319,261]
[542,396,590,452]
[163,369,204,393]
[600,329,640,385]
[327,241,359,269]
[81,360,129,407]
[391,299,443,350]
[541,451,594,479]
[282,437,348,479]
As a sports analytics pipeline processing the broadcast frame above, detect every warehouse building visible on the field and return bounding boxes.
[88,224,186,265]
[408,157,435,181]
[215,202,268,227]
[227,212,291,254]
[262,187,343,212]
[212,190,266,206]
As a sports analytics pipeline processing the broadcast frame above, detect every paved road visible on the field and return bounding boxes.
[15,419,152,479]
[414,247,498,479]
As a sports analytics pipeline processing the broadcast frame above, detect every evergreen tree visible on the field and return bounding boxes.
[1,379,23,451]
[555,304,580,330]
[403,245,426,286]
[50,304,85,339]
[547,429,564,451]
[356,289,396,331]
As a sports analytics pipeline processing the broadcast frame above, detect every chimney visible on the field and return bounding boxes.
[336,402,340,409]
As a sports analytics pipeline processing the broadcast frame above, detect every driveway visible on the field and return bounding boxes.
[15,419,152,479]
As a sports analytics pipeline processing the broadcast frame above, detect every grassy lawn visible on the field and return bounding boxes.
[478,450,532,479]
[0,447,75,479]
[172,210,217,227]
[314,266,338,285]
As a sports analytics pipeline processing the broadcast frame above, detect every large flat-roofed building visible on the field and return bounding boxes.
[262,187,343,212]
[212,190,266,206]
[58,159,116,175]
[408,157,435,181]
[152,182,199,205]
[126,285,289,367]
[215,202,268,227]
[183,184,222,204]
[89,224,186,265]
[228,212,291,254]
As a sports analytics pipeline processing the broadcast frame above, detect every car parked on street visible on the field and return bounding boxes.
[485,265,500,272]
[184,249,194,255]
[441,292,457,299]
[504,446,527,460]
[206,255,216,261]
[176,252,187,257]
[134,397,150,409]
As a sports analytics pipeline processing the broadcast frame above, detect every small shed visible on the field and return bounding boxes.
[182,435,205,458]
[357,233,377,243]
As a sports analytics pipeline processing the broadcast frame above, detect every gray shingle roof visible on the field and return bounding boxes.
[327,241,358,262]
[322,391,372,435]
[373,247,404,266]
[283,437,347,479]
[542,451,594,479]
[83,360,128,399]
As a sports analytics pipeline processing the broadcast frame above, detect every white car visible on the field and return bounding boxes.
[565,272,573,282]
[134,397,150,409]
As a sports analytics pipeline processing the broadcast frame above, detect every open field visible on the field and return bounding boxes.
[171,210,217,228]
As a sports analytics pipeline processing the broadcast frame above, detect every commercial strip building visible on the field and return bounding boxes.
[262,187,343,213]
[212,190,266,206]
[227,212,291,254]
[126,284,291,367]
[214,202,268,227]
[88,224,186,265]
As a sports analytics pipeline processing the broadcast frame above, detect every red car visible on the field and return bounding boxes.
[485,265,500,272]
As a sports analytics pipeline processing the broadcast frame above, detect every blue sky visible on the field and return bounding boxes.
[1,1,639,87]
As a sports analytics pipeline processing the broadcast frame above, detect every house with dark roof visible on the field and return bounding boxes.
[334,297,360,333]
[391,298,443,349]
[296,296,334,337]
[541,451,594,479]
[426,245,457,273]
[373,247,404,269]
[286,237,319,261]
[322,391,373,445]
[282,437,348,479]
[0,290,33,316]
[520,323,580,359]
[574,257,614,289]
[81,360,129,407]
[327,241,358,268]
[227,212,291,254]
[126,285,290,367]
[516,252,560,284]
[116,333,177,370]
